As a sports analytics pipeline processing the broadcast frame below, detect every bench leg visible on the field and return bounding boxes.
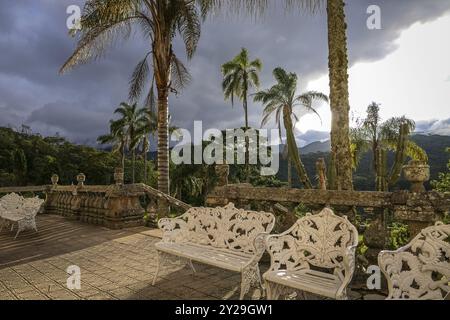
[265,281,283,300]
[240,264,262,300]
[152,251,164,286]
[188,260,196,275]
[14,222,22,239]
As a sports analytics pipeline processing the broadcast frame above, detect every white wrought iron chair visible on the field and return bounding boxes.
[378,222,450,300]
[263,207,359,300]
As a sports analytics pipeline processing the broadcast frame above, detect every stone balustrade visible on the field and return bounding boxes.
[207,162,450,265]
[44,183,145,229]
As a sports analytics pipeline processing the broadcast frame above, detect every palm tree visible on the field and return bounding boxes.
[254,67,328,189]
[222,48,262,181]
[135,109,157,183]
[206,0,353,190]
[351,102,428,191]
[222,48,262,129]
[113,102,148,184]
[97,119,128,172]
[60,0,211,207]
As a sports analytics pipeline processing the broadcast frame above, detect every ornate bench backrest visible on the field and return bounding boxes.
[0,193,24,212]
[173,203,275,254]
[379,222,450,300]
[267,207,358,272]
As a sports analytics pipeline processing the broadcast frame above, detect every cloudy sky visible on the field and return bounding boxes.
[1,0,450,147]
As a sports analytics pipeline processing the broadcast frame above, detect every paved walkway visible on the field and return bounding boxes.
[0,215,259,300]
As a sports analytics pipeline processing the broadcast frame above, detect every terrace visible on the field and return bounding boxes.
[0,214,260,300]
[1,163,448,301]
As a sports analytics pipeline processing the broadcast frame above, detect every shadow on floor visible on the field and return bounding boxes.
[0,214,150,269]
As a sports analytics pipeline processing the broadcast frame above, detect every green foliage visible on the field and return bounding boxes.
[293,203,310,219]
[388,222,410,250]
[0,127,118,186]
[431,148,450,192]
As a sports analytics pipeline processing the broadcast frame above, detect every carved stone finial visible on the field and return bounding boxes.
[76,173,86,187]
[403,160,430,193]
[114,167,124,185]
[51,174,59,186]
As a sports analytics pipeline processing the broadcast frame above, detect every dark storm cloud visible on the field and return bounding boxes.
[1,0,449,145]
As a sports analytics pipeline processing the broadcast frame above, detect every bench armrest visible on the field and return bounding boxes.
[157,216,188,243]
[243,232,269,269]
[336,244,358,299]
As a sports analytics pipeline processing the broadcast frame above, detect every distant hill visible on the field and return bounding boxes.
[300,140,331,154]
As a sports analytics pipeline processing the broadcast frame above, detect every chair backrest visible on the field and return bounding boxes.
[269,207,358,271]
[379,222,450,300]
[0,193,24,212]
[22,197,45,217]
[179,203,275,254]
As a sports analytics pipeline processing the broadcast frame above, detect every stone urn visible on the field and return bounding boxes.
[114,167,124,185]
[51,174,59,186]
[76,173,86,187]
[403,160,430,193]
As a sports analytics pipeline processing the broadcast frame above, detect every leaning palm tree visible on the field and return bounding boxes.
[60,0,211,206]
[205,0,353,190]
[351,102,428,191]
[254,67,328,189]
[222,48,262,129]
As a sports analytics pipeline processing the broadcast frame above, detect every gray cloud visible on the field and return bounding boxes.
[1,0,450,145]
[415,118,450,135]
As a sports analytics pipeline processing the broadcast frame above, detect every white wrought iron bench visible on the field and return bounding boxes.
[153,203,275,300]
[378,222,450,300]
[0,193,44,239]
[263,207,359,300]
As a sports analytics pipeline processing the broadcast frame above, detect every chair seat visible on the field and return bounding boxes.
[264,269,342,299]
[155,242,253,272]
[0,212,24,222]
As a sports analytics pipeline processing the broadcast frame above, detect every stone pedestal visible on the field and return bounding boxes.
[362,210,388,265]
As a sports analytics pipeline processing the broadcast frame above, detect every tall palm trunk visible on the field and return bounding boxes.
[156,87,170,192]
[283,108,312,189]
[287,153,293,188]
[153,32,171,215]
[121,142,126,176]
[132,148,136,184]
[327,0,353,191]
[243,92,250,181]
[143,137,148,183]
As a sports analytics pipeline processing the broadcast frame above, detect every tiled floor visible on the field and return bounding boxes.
[0,215,261,300]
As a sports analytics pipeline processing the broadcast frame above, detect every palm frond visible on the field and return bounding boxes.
[129,52,151,102]
[170,54,192,91]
